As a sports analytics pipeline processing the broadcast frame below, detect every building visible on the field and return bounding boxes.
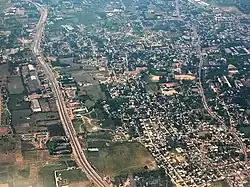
[27,75,42,94]
[27,64,35,71]
[31,99,41,112]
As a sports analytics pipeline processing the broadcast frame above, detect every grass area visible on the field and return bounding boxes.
[205,0,236,6]
[11,109,31,126]
[48,17,78,30]
[58,169,88,183]
[39,163,68,187]
[0,64,9,77]
[87,131,113,140]
[22,150,41,161]
[31,112,59,122]
[73,119,84,134]
[7,76,25,95]
[79,85,106,108]
[8,94,30,111]
[18,167,30,178]
[73,9,97,26]
[238,126,250,137]
[146,83,159,93]
[1,105,10,127]
[87,140,110,148]
[86,142,157,176]
[0,0,11,14]
[211,179,230,187]
[0,135,16,152]
[0,165,15,183]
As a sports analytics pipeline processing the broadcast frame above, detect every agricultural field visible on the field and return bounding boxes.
[86,142,157,176]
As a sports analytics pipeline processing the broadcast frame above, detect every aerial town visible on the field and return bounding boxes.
[0,0,250,187]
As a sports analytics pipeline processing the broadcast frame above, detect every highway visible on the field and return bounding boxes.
[32,3,109,187]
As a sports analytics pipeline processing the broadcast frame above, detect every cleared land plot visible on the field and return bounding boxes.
[7,76,25,94]
[86,142,157,176]
[81,116,100,132]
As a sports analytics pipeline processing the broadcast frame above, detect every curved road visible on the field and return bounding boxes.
[32,3,109,187]
[196,36,248,162]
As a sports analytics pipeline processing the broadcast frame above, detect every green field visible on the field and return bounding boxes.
[0,135,16,152]
[0,165,15,183]
[73,119,84,134]
[8,94,30,111]
[86,142,157,176]
[58,169,88,183]
[39,161,88,187]
[7,76,25,95]
[239,126,250,138]
[205,0,236,6]
[39,164,66,187]
[11,109,31,126]
[1,105,11,127]
[0,0,11,13]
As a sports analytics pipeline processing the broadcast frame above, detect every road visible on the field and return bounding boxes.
[32,3,109,187]
[195,33,248,162]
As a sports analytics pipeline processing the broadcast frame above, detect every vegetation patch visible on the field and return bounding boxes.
[0,135,16,152]
[238,126,250,138]
[39,164,67,187]
[86,142,157,176]
[59,169,88,183]
[7,76,25,94]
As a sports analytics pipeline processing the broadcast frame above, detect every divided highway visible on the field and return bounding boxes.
[32,3,109,187]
